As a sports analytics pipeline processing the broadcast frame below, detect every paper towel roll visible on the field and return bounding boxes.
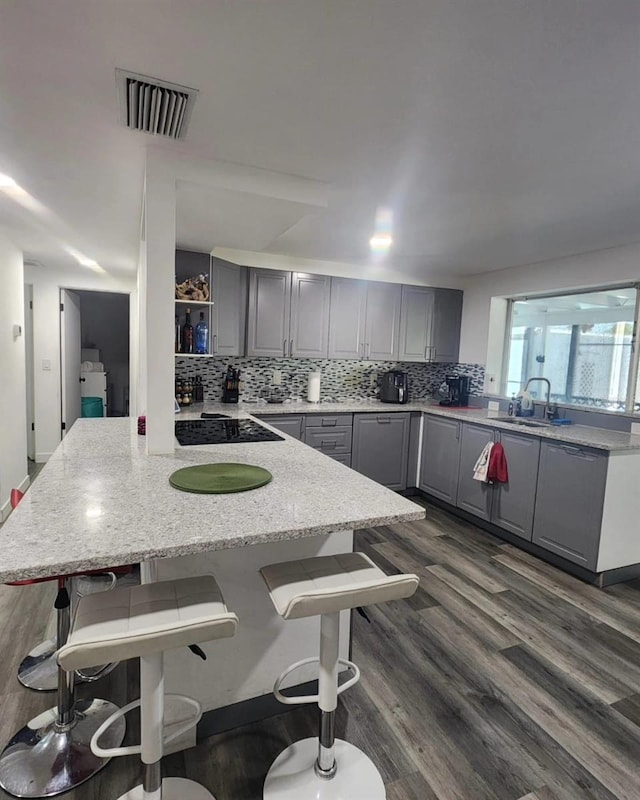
[307,371,321,403]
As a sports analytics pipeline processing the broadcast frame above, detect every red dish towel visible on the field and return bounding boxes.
[488,442,509,484]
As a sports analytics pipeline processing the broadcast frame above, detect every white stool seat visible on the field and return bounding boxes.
[57,574,238,800]
[260,552,419,620]
[58,575,238,671]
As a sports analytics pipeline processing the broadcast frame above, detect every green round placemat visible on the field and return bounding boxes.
[169,463,273,494]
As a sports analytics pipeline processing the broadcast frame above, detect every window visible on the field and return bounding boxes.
[505,286,638,412]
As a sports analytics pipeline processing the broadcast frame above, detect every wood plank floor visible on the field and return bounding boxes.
[3,498,640,799]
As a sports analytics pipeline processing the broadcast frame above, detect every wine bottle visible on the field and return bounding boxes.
[175,316,182,353]
[182,308,194,354]
[195,311,209,355]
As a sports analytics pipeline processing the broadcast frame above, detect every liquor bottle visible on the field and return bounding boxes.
[182,308,194,354]
[175,315,182,353]
[195,311,209,355]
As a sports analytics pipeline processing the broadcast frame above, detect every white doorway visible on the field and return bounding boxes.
[24,285,35,460]
[60,289,82,435]
[59,289,131,434]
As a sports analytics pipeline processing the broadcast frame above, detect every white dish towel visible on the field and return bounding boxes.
[473,442,494,482]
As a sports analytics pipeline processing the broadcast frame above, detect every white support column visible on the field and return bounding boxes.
[144,157,176,454]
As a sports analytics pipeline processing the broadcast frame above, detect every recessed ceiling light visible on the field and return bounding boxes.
[370,233,393,252]
[0,174,17,189]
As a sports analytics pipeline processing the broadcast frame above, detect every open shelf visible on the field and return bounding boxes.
[175,299,214,306]
[174,353,215,358]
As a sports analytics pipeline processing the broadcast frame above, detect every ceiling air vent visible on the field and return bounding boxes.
[115,69,198,140]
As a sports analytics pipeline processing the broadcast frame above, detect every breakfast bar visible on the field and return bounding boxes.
[0,416,424,724]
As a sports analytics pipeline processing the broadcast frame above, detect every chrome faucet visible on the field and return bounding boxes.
[524,377,557,420]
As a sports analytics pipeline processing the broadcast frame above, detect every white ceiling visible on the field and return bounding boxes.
[2,0,640,279]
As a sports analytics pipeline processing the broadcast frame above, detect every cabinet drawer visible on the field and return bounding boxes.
[255,415,304,440]
[305,426,352,454]
[305,414,353,428]
[327,452,352,467]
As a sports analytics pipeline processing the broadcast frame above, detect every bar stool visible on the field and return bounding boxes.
[57,574,238,800]
[260,552,419,800]
[7,488,133,692]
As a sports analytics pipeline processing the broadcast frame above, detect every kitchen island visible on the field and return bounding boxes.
[0,415,423,730]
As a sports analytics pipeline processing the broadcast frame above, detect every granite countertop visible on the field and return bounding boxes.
[181,400,640,452]
[0,417,424,583]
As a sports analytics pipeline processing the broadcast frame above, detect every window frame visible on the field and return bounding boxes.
[502,283,640,414]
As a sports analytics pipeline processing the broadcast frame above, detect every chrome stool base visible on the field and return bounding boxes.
[117,778,216,799]
[0,698,125,798]
[263,738,385,800]
[18,637,118,692]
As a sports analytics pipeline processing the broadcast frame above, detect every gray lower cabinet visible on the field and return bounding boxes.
[210,258,246,357]
[419,415,461,503]
[289,273,330,358]
[432,289,463,363]
[352,413,410,490]
[490,431,541,540]
[255,414,304,440]
[246,269,291,357]
[532,441,608,570]
[456,423,495,521]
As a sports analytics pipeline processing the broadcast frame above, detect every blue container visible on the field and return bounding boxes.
[81,397,104,418]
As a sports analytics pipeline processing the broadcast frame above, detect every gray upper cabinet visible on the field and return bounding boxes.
[532,442,608,570]
[289,273,330,358]
[432,289,463,363]
[419,415,461,503]
[352,412,410,490]
[210,258,246,357]
[328,278,401,360]
[399,286,435,362]
[364,282,402,360]
[456,423,495,522]
[328,278,368,359]
[246,269,292,357]
[491,431,540,540]
[398,286,462,363]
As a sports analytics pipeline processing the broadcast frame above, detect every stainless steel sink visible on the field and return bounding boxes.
[496,417,551,428]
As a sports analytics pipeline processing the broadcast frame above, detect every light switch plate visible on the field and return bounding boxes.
[272,370,282,386]
[42,359,51,371]
[487,400,500,411]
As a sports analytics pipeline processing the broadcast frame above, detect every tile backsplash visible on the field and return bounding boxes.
[175,357,485,403]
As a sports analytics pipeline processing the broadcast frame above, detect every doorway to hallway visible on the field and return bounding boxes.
[60,289,130,434]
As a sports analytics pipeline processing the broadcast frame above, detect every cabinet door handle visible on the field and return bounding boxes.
[283,339,287,357]
[432,346,437,361]
[377,416,391,424]
[424,345,429,361]
[212,334,217,354]
[359,342,364,359]
[321,440,337,448]
[321,419,337,427]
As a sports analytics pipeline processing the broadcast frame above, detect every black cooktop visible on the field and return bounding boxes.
[175,418,284,446]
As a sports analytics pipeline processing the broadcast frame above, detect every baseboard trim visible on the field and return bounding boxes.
[416,489,640,587]
[197,673,349,739]
[35,452,53,463]
[0,474,30,523]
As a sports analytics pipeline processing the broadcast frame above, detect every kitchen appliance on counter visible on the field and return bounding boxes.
[175,418,284,446]
[379,371,409,404]
[439,375,471,407]
[222,365,240,403]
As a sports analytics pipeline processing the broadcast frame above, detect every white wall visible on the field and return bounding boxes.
[459,242,640,373]
[0,231,28,518]
[25,264,136,461]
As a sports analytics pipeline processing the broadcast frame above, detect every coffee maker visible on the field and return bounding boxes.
[379,371,409,404]
[439,375,471,407]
